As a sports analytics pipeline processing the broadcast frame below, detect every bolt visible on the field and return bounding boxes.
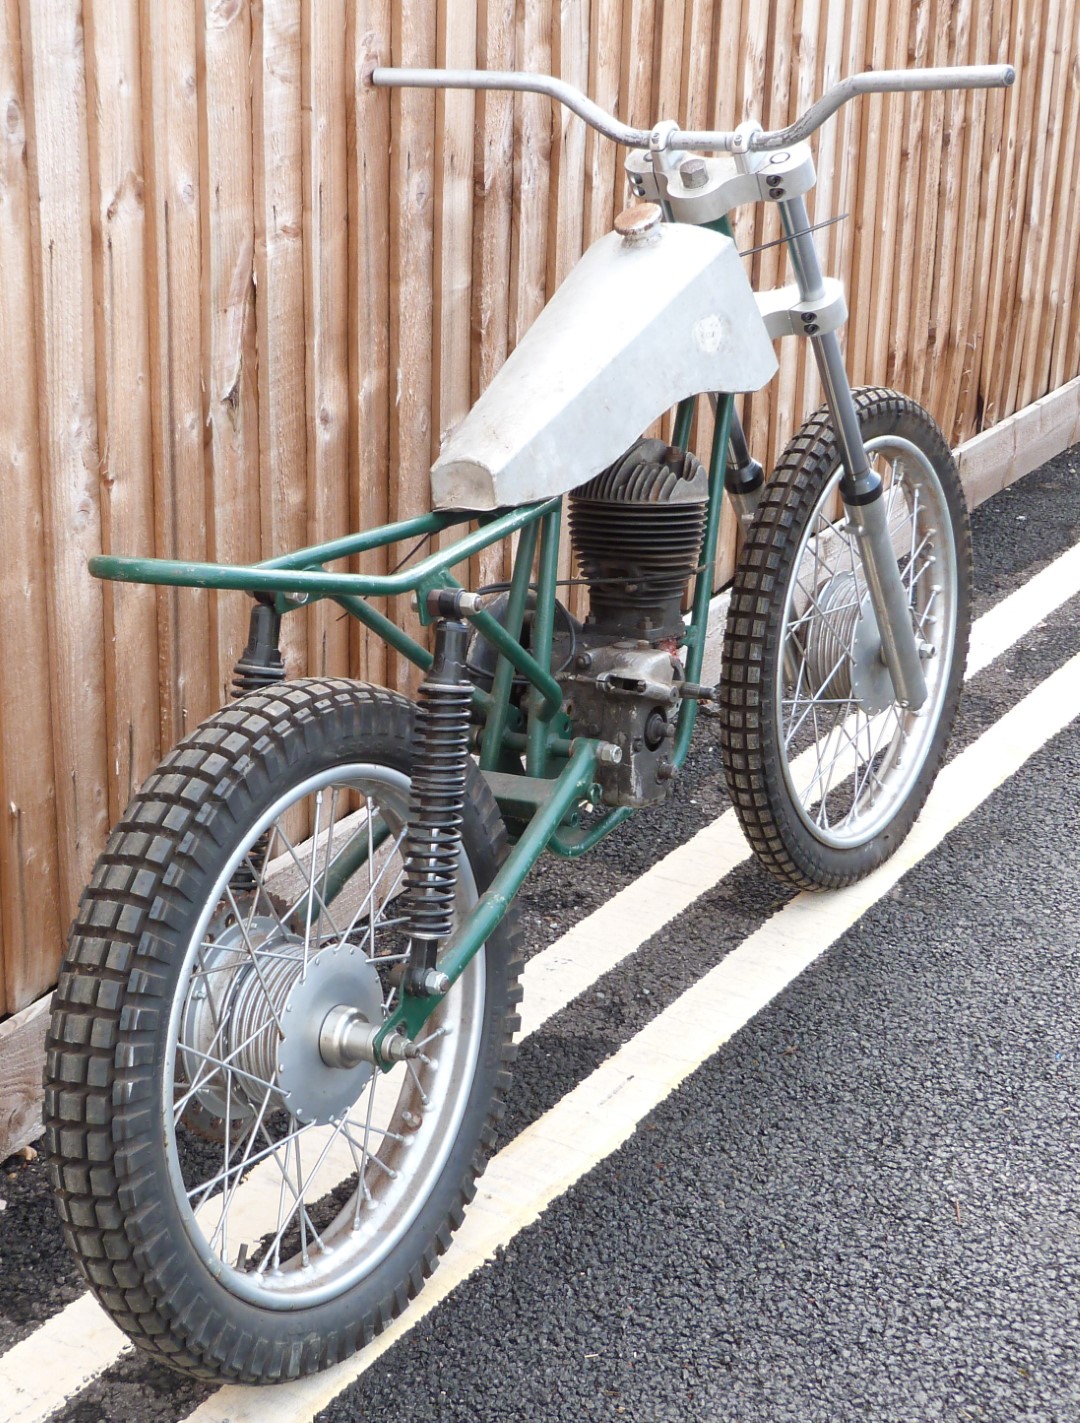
[282,590,309,606]
[596,741,623,766]
[804,323,819,335]
[918,640,936,660]
[679,156,709,189]
[766,173,783,186]
[576,652,593,671]
[401,1109,423,1131]
[770,188,786,198]
[420,969,450,996]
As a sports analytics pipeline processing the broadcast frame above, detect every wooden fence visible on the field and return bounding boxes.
[0,0,1077,1019]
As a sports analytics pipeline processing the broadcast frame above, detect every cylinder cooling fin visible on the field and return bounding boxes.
[568,438,709,641]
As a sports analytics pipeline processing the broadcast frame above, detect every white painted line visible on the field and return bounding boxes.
[5,535,1079,1422]
[179,649,1080,1423]
[521,533,1080,1036]
[967,539,1080,676]
[1,1294,130,1423]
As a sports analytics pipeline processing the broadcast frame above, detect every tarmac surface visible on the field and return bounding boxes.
[1,446,1078,1423]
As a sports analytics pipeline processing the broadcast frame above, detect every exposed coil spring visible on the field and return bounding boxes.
[402,636,472,944]
[232,659,286,698]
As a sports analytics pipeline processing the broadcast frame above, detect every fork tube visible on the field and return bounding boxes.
[777,194,927,711]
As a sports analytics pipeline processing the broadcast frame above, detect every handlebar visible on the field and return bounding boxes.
[371,63,1015,153]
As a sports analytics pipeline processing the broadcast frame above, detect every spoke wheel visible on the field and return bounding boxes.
[45,679,521,1383]
[721,388,972,889]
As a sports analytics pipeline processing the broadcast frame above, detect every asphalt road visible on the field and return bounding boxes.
[1,446,1079,1423]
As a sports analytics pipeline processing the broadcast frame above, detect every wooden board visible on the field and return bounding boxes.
[85,0,162,820]
[303,0,353,681]
[140,0,215,744]
[18,0,111,948]
[0,0,63,1015]
[0,994,50,1161]
[252,0,309,682]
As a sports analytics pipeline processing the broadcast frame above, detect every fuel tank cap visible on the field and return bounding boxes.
[614,202,663,246]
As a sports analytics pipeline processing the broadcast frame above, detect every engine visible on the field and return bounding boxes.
[562,438,709,807]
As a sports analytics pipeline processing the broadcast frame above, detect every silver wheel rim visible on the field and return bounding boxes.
[776,435,959,849]
[162,762,486,1310]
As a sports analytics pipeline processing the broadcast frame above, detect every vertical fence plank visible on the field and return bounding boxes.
[1014,0,1066,413]
[549,0,590,598]
[969,0,1020,429]
[960,1,1015,434]
[348,6,391,687]
[654,0,686,125]
[469,0,515,594]
[549,0,589,295]
[984,0,1039,426]
[884,1,930,398]
[387,0,436,688]
[18,0,110,929]
[923,0,972,442]
[198,0,261,706]
[510,0,552,348]
[907,0,949,410]
[0,0,63,1012]
[941,0,991,443]
[787,0,824,427]
[1047,30,1080,395]
[582,0,621,247]
[84,0,161,820]
[303,0,353,679]
[738,0,775,472]
[141,0,213,743]
[433,0,477,456]
[861,0,908,403]
[251,0,308,679]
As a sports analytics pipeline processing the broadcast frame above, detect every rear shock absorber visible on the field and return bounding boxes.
[402,617,473,996]
[231,599,287,896]
[232,599,286,698]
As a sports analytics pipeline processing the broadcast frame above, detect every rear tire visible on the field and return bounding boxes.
[45,678,521,1383]
[720,388,971,889]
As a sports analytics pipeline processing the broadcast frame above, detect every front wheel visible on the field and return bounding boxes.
[720,388,972,889]
[44,679,521,1383]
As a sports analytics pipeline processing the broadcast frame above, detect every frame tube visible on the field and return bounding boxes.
[89,498,559,601]
[374,738,600,1054]
[525,508,562,776]
[477,519,539,772]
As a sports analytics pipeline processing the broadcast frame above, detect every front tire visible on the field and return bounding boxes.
[45,678,521,1383]
[720,388,972,889]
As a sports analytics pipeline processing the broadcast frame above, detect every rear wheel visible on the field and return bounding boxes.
[720,388,971,889]
[45,678,521,1383]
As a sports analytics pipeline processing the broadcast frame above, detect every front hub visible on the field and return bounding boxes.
[181,928,385,1130]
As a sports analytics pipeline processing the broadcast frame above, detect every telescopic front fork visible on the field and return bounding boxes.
[777,193,928,711]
